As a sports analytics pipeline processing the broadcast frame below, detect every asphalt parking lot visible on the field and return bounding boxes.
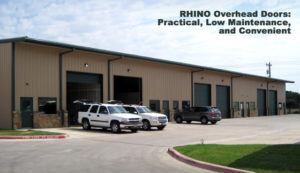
[1,114,300,173]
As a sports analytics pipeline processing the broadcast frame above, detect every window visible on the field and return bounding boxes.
[107,106,127,113]
[90,105,99,113]
[80,105,91,112]
[250,102,256,110]
[233,102,239,111]
[99,106,108,114]
[38,97,57,114]
[182,100,190,111]
[149,100,160,112]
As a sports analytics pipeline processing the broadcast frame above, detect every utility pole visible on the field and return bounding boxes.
[266,62,272,78]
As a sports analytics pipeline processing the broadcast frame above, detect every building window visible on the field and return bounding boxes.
[38,97,57,114]
[250,102,256,110]
[149,100,160,112]
[182,100,190,111]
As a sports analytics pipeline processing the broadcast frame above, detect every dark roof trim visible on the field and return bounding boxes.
[0,36,294,83]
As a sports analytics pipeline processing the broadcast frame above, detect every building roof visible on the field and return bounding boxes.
[0,36,294,83]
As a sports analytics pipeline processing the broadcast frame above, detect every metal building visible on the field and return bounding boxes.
[0,37,294,129]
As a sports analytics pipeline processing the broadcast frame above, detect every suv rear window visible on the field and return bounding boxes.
[80,105,91,112]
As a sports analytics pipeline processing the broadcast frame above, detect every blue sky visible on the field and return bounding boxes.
[0,0,299,92]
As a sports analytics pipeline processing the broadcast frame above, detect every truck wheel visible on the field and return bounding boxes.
[157,126,165,130]
[200,117,208,125]
[131,129,138,133]
[175,116,182,123]
[82,119,91,130]
[211,121,217,125]
[111,121,121,133]
[142,120,151,130]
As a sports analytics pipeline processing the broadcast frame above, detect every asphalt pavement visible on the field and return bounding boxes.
[1,114,300,173]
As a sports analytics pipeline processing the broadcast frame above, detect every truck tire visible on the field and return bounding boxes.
[82,119,91,130]
[131,129,138,133]
[142,120,151,130]
[157,125,165,130]
[200,117,208,125]
[175,116,183,123]
[111,121,121,133]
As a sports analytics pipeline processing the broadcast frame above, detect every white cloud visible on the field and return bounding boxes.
[0,0,299,92]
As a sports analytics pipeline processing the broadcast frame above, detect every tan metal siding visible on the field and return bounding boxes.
[111,58,191,117]
[0,43,12,129]
[62,51,110,110]
[15,43,61,112]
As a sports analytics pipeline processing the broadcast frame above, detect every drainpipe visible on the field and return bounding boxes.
[59,48,75,126]
[191,69,204,107]
[108,56,123,101]
[231,75,242,118]
[11,42,15,129]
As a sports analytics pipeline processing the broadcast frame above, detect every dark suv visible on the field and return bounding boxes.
[174,106,221,124]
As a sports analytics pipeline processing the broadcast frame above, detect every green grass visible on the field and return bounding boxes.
[174,144,300,173]
[0,130,64,136]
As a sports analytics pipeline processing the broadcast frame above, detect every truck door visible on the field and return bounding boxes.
[89,105,99,126]
[98,106,110,127]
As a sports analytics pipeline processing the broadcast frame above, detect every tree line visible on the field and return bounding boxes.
[286,91,300,109]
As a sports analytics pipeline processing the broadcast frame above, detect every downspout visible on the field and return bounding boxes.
[107,56,123,101]
[231,76,242,118]
[191,70,204,107]
[11,42,15,129]
[59,48,75,126]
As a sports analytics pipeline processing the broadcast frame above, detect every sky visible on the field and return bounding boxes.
[0,0,299,92]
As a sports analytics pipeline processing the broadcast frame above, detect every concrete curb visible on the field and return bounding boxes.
[168,147,254,173]
[0,135,66,140]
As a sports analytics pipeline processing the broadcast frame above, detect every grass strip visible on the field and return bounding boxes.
[174,144,300,173]
[0,130,64,136]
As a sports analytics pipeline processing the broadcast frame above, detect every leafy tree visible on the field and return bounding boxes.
[286,91,300,109]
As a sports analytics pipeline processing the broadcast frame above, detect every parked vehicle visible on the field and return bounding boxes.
[123,105,168,130]
[174,106,221,124]
[78,103,142,133]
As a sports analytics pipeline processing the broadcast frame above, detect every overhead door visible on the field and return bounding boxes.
[269,90,277,115]
[194,83,211,106]
[216,85,230,118]
[257,89,266,116]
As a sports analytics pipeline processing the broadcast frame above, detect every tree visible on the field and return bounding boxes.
[286,91,300,109]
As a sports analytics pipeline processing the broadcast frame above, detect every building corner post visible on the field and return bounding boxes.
[59,48,74,127]
[11,42,15,129]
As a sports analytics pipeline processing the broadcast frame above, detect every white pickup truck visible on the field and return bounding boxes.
[123,105,168,130]
[78,103,142,133]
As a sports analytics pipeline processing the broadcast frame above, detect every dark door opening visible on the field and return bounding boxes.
[216,85,230,118]
[67,72,103,125]
[163,100,170,119]
[20,97,33,128]
[114,76,142,104]
[194,83,211,107]
[269,90,278,115]
[240,102,244,117]
[246,102,250,117]
[257,89,266,116]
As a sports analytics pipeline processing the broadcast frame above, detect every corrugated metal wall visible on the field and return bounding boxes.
[15,42,61,112]
[0,43,12,129]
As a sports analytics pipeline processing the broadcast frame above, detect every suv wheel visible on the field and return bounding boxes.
[82,119,91,130]
[200,117,208,125]
[142,120,151,130]
[157,126,165,130]
[131,129,138,133]
[175,116,183,123]
[111,121,121,133]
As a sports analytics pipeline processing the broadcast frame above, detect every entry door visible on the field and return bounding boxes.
[173,101,179,115]
[240,102,244,117]
[163,100,170,119]
[20,97,33,128]
[246,102,250,117]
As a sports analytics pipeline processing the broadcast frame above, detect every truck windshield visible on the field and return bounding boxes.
[137,107,152,113]
[108,106,127,114]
